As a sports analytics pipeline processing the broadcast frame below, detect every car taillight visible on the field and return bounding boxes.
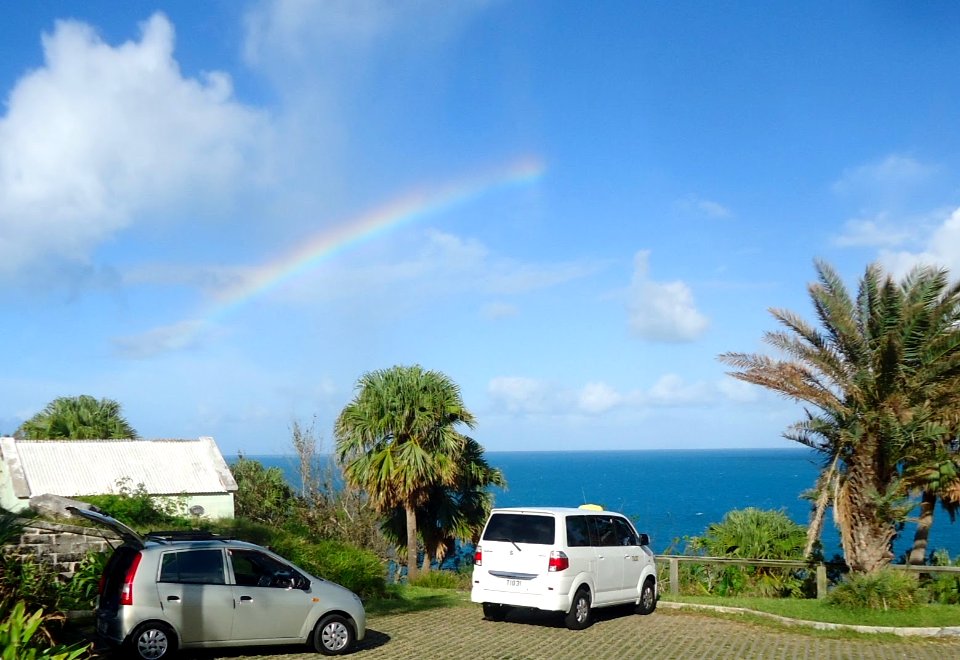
[548,550,569,572]
[474,546,482,566]
[120,552,143,606]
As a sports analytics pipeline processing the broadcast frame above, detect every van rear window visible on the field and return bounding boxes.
[482,514,555,545]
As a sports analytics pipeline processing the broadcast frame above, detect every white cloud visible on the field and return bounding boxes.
[111,320,211,359]
[832,154,934,196]
[676,195,732,219]
[577,382,623,414]
[716,377,761,404]
[878,207,960,277]
[481,302,519,320]
[487,373,755,418]
[647,374,709,405]
[487,376,561,414]
[0,13,272,277]
[243,0,486,71]
[833,214,912,248]
[627,250,709,342]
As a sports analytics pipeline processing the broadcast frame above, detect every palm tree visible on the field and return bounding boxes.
[335,365,476,581]
[382,436,506,573]
[16,395,138,439]
[899,424,960,565]
[720,261,960,573]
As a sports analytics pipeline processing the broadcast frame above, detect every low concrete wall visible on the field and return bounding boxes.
[4,519,119,577]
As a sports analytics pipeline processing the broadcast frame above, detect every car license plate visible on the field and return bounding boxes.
[506,579,522,588]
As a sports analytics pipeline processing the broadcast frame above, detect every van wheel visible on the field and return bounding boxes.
[564,587,592,630]
[312,614,354,655]
[482,602,508,621]
[128,622,177,660]
[636,577,657,615]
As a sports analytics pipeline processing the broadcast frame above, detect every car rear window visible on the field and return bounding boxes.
[483,513,555,545]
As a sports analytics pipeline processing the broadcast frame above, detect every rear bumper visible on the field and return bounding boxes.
[471,585,571,613]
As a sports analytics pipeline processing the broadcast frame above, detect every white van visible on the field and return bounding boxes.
[470,506,657,629]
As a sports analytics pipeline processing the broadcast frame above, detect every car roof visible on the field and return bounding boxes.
[489,506,625,516]
[142,538,265,551]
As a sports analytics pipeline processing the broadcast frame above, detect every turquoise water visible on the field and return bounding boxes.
[242,449,960,561]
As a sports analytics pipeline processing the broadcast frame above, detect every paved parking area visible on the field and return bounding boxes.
[177,603,960,660]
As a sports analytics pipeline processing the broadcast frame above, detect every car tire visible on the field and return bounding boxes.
[482,602,508,621]
[636,576,657,615]
[564,587,592,630]
[312,614,355,655]
[128,622,177,660]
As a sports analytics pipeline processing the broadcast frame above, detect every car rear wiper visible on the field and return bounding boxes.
[494,536,521,552]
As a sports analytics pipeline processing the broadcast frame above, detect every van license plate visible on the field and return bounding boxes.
[506,579,521,588]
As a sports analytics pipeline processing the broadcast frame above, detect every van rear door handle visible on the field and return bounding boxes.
[166,596,180,602]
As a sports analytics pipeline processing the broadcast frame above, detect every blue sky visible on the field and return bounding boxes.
[3,1,960,454]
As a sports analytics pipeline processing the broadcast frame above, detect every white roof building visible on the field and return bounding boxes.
[0,436,238,519]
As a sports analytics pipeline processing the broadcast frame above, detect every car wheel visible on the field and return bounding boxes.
[313,614,355,656]
[564,587,592,630]
[482,602,508,621]
[636,577,657,615]
[128,622,177,660]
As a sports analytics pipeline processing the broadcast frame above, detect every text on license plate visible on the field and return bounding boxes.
[506,579,522,587]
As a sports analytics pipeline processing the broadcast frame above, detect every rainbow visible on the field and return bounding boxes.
[201,155,545,328]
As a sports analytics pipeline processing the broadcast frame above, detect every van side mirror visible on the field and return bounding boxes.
[639,533,650,547]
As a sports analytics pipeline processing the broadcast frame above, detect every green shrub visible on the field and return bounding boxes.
[230,456,297,527]
[923,549,960,605]
[680,508,811,598]
[60,552,108,611]
[0,600,89,660]
[827,569,924,610]
[82,479,184,528]
[1,554,64,613]
[409,569,469,590]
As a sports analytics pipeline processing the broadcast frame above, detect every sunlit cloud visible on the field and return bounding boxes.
[0,13,273,279]
[627,250,709,342]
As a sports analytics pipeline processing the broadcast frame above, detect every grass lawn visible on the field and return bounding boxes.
[663,594,960,628]
[365,585,472,616]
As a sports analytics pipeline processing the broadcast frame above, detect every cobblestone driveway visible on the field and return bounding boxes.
[179,603,960,660]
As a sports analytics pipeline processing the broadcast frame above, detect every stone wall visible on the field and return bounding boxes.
[5,519,119,577]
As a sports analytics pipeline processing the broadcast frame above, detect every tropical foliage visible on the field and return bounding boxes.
[720,261,960,573]
[0,600,89,660]
[16,395,137,439]
[826,568,923,610]
[0,509,94,655]
[230,454,298,527]
[335,365,479,581]
[82,479,184,527]
[681,508,811,597]
[381,436,506,571]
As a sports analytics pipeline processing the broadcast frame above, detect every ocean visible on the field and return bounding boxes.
[241,448,960,561]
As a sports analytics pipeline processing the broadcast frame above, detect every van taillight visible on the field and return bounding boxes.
[474,546,482,566]
[548,550,569,572]
[120,552,143,606]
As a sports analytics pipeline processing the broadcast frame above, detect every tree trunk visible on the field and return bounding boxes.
[805,457,838,559]
[908,490,937,566]
[421,550,433,573]
[405,504,419,582]
[836,452,896,573]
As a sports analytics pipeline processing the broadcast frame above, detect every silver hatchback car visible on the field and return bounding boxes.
[69,507,366,659]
